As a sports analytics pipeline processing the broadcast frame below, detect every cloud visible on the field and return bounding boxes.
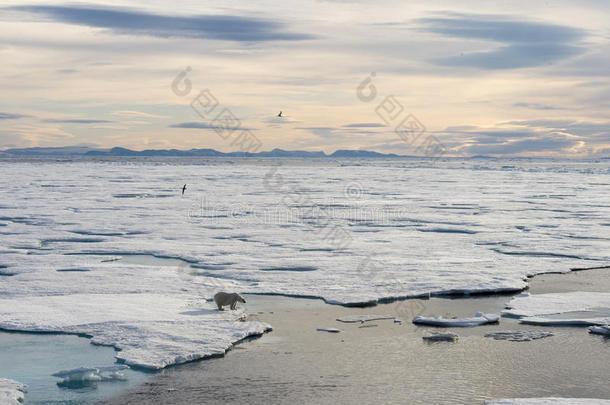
[417,13,586,69]
[294,126,339,138]
[264,117,300,126]
[169,122,255,130]
[342,123,387,128]
[112,110,166,119]
[169,122,216,129]
[43,119,112,124]
[10,5,313,42]
[437,118,610,156]
[0,112,30,119]
[464,135,580,155]
[502,120,610,139]
[419,12,584,44]
[513,102,561,110]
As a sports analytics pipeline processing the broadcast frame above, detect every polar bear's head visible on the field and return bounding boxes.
[235,293,246,303]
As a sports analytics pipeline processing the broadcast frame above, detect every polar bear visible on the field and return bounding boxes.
[214,292,246,310]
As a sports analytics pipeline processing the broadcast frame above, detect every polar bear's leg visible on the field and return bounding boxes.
[230,301,236,310]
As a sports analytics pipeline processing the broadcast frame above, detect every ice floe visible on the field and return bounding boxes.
[316,327,341,333]
[52,365,129,383]
[0,378,26,405]
[503,292,610,318]
[336,315,396,323]
[484,399,610,404]
[589,325,610,336]
[0,294,271,370]
[413,312,499,327]
[422,331,458,342]
[484,330,553,342]
[503,292,610,326]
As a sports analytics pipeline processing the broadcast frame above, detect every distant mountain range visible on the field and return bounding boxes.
[3,147,599,159]
[1,146,422,158]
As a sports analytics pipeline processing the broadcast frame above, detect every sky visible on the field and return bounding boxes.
[0,0,609,157]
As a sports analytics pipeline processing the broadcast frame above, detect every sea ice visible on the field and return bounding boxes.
[316,327,341,333]
[413,312,499,327]
[503,292,610,327]
[484,330,553,342]
[0,378,26,405]
[336,315,396,323]
[484,399,610,404]
[589,325,610,336]
[1,161,609,372]
[0,294,272,370]
[52,365,130,383]
[503,292,610,318]
[422,331,458,341]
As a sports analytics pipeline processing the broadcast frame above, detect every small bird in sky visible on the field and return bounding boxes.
[277,111,283,117]
[182,184,187,195]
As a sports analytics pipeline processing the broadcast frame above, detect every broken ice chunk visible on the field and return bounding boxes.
[336,315,396,323]
[588,325,610,336]
[484,330,553,342]
[52,365,129,384]
[413,312,499,327]
[316,327,341,333]
[422,331,458,342]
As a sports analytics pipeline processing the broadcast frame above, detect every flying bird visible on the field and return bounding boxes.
[277,111,283,117]
[182,184,187,195]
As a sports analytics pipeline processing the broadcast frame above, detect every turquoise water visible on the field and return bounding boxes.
[0,332,149,404]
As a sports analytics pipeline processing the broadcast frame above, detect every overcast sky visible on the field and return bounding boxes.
[1,0,609,156]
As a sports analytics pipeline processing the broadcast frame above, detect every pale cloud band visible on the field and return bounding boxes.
[0,1,609,157]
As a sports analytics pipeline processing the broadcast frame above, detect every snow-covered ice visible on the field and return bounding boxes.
[1,160,609,372]
[503,292,610,326]
[503,292,610,318]
[0,378,26,405]
[0,294,271,369]
[589,325,610,336]
[52,365,129,383]
[413,312,499,327]
[484,399,610,404]
[484,330,553,342]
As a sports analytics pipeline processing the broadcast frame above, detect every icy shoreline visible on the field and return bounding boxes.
[0,378,26,405]
[0,293,271,370]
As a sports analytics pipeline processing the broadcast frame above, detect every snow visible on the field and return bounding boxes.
[484,399,610,404]
[422,331,458,341]
[589,325,610,336]
[413,312,499,327]
[503,292,610,318]
[503,292,610,327]
[52,365,129,382]
[484,330,553,342]
[0,160,609,371]
[0,378,26,405]
[0,294,272,370]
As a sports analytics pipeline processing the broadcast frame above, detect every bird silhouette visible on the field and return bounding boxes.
[182,184,187,195]
[278,111,283,117]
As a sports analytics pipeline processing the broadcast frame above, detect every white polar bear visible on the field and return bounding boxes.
[213,292,246,310]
